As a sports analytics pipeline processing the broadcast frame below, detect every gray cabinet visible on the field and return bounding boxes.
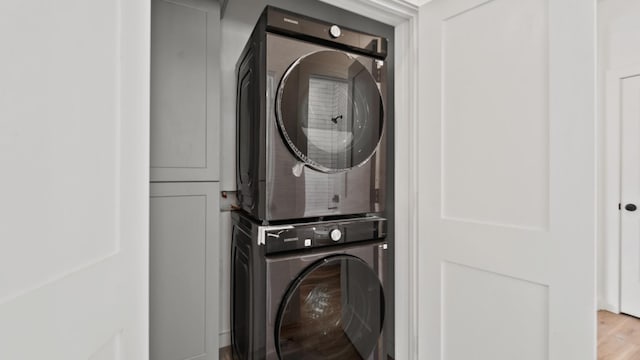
[150,182,219,360]
[150,0,220,182]
[150,0,222,358]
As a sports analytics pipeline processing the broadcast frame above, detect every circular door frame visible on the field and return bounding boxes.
[274,254,385,360]
[275,50,386,173]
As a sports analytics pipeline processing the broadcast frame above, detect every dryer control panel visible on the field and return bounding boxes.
[264,6,388,59]
[261,216,386,254]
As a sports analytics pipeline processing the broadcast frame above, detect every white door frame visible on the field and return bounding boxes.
[317,1,420,358]
[602,64,640,313]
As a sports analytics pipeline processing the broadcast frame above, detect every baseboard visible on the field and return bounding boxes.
[219,330,231,348]
[598,300,620,314]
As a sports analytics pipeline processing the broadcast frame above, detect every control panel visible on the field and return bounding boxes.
[264,6,388,59]
[262,217,386,254]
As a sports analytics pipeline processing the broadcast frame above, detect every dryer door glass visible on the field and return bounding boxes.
[277,51,384,172]
[275,255,384,360]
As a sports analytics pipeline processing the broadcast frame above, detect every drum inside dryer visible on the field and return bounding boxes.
[276,51,384,173]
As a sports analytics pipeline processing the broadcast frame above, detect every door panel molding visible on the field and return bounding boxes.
[0,0,123,304]
[442,261,549,360]
[440,0,549,232]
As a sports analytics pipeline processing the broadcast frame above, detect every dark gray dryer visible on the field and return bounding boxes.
[231,211,389,360]
[236,6,388,221]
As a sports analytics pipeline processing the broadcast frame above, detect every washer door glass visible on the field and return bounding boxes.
[276,51,384,172]
[275,255,385,360]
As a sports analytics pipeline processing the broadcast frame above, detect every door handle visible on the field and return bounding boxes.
[625,203,637,212]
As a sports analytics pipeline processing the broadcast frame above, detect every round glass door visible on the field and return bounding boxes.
[275,255,385,360]
[276,51,384,172]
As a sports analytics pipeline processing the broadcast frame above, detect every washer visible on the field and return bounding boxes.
[231,211,388,360]
[236,6,388,221]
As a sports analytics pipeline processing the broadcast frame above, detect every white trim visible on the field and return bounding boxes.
[392,15,419,360]
[319,0,418,25]
[603,64,640,315]
[219,330,231,348]
[598,300,620,314]
[318,1,419,359]
[120,0,151,358]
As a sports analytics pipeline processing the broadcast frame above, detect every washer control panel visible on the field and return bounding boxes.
[262,216,386,254]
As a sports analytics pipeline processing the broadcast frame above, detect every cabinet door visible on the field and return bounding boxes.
[150,182,220,360]
[150,0,220,181]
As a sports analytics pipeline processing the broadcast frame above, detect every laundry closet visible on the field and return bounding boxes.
[149,0,395,359]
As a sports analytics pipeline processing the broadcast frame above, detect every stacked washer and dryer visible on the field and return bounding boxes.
[231,6,390,360]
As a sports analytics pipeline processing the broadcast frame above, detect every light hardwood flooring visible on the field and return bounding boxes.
[599,310,640,360]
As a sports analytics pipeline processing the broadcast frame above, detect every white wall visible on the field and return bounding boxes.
[598,0,640,311]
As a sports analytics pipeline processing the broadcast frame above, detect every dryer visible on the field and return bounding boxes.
[236,6,388,221]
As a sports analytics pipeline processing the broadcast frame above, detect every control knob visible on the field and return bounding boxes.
[329,25,342,39]
[330,228,342,242]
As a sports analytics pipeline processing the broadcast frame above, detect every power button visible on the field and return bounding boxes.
[329,25,342,39]
[330,228,342,242]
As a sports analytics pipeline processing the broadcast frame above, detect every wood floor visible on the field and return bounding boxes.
[219,346,393,360]
[219,346,235,360]
[599,310,640,360]
[221,313,638,360]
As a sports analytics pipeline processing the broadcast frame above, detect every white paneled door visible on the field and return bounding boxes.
[0,0,149,359]
[620,75,640,318]
[417,0,596,359]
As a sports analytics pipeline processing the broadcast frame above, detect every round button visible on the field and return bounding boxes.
[330,228,342,242]
[329,25,342,39]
